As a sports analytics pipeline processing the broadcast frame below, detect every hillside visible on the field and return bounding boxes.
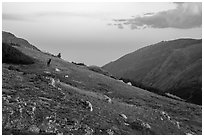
[2,32,202,135]
[2,31,40,51]
[2,42,35,64]
[103,39,202,105]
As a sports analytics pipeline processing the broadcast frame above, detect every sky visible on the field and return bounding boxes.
[2,2,202,66]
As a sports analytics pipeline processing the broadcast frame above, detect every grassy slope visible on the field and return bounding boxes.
[2,46,202,135]
[2,31,40,51]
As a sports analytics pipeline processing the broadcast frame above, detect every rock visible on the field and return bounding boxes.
[57,87,62,91]
[127,82,132,86]
[55,68,60,72]
[81,100,93,112]
[48,77,60,88]
[50,78,56,87]
[106,129,114,135]
[28,125,40,133]
[104,95,112,103]
[119,114,127,120]
[124,123,130,126]
[44,71,51,74]
[175,121,180,129]
[85,101,93,112]
[84,124,94,135]
[65,75,69,78]
[141,122,151,129]
[161,111,171,120]
[118,80,124,83]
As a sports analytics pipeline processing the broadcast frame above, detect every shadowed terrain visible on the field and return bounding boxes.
[103,39,202,105]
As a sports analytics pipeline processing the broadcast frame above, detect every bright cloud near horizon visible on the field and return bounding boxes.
[2,2,202,66]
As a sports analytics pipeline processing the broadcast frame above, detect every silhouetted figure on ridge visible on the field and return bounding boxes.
[47,58,52,67]
[57,53,61,58]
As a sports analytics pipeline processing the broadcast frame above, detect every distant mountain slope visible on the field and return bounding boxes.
[102,39,202,105]
[2,31,40,51]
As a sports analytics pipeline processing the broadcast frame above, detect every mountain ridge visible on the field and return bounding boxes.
[103,38,202,105]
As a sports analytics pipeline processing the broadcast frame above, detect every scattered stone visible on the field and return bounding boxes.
[175,121,180,129]
[28,125,40,133]
[129,119,151,131]
[84,125,94,135]
[65,75,69,78]
[161,111,181,129]
[44,71,51,74]
[119,113,128,120]
[81,100,93,112]
[50,78,56,87]
[124,123,130,126]
[55,68,60,72]
[161,111,171,120]
[45,122,58,134]
[118,80,124,83]
[141,122,151,129]
[48,77,60,88]
[85,101,93,112]
[8,65,20,71]
[107,129,114,135]
[104,95,112,103]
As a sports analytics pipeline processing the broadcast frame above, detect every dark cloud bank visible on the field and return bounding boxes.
[113,2,202,29]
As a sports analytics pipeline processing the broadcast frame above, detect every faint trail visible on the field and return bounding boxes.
[58,81,105,100]
[57,81,142,109]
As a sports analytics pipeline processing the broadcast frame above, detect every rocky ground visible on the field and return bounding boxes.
[2,46,202,135]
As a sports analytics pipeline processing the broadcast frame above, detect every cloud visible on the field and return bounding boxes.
[143,12,155,16]
[2,9,107,22]
[113,2,202,29]
[117,24,124,29]
[2,11,86,21]
[2,13,29,21]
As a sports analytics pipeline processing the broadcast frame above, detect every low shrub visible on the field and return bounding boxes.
[2,42,35,64]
